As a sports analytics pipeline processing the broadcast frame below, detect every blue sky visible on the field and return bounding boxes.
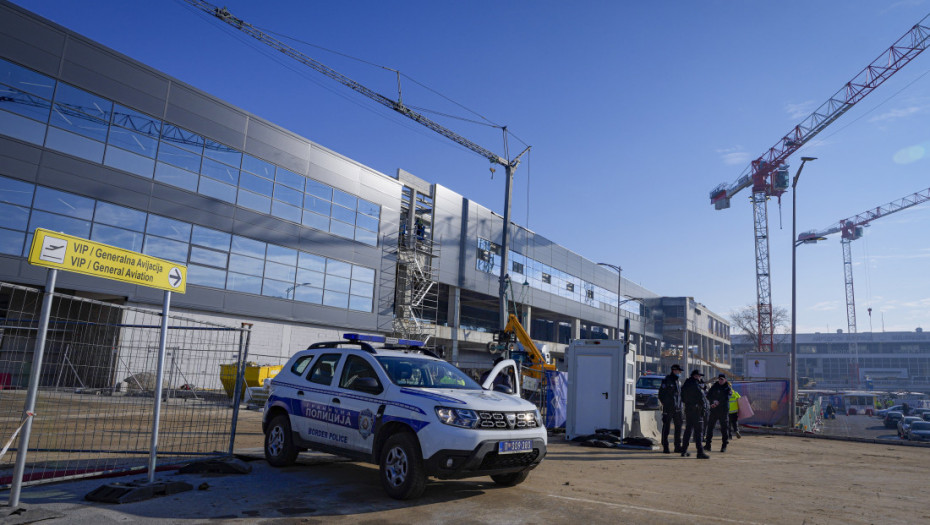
[14,0,930,334]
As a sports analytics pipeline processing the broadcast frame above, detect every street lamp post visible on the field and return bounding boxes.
[597,263,622,339]
[791,156,816,429]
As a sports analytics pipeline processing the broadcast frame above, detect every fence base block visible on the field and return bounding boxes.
[178,457,252,475]
[0,505,64,525]
[84,478,193,504]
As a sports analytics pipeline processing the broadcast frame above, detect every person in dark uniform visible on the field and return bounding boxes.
[704,374,732,452]
[658,364,683,454]
[680,369,710,459]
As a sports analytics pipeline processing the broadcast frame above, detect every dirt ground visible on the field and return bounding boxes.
[12,409,929,525]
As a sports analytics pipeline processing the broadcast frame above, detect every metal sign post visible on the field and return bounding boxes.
[8,269,58,507]
[147,291,171,483]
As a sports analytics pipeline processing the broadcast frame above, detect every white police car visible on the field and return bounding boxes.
[262,334,547,500]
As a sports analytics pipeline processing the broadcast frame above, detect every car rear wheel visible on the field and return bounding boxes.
[265,414,298,467]
[379,432,426,500]
[491,469,530,486]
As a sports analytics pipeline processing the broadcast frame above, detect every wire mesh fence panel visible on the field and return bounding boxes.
[0,282,249,488]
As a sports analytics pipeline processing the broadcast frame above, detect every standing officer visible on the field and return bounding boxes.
[658,364,683,454]
[705,374,732,452]
[680,369,709,459]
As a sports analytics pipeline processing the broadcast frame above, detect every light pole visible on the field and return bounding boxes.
[597,263,622,339]
[790,156,816,429]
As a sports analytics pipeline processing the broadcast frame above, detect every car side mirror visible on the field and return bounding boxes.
[493,384,514,395]
[355,377,382,394]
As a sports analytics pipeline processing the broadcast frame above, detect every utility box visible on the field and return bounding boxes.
[565,339,635,440]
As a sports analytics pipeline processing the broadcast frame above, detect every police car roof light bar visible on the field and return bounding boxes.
[343,333,425,347]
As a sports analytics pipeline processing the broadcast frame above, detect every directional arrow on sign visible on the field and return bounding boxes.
[169,267,182,288]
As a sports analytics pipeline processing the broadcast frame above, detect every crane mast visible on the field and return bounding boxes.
[709,14,930,352]
[181,0,530,331]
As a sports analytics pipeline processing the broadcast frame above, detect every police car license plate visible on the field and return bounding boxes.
[498,439,533,455]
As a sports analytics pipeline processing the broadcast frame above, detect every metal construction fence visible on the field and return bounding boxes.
[0,282,250,488]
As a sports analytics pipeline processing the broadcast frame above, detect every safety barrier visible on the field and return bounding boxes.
[732,380,790,427]
[0,282,250,488]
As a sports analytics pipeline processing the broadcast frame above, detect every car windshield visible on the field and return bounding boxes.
[637,377,664,390]
[911,422,930,430]
[376,356,481,390]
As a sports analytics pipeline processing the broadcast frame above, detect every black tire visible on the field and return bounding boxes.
[379,432,426,500]
[491,469,530,487]
[264,414,298,467]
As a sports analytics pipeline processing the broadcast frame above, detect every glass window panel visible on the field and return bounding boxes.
[91,223,143,252]
[275,168,304,190]
[200,157,239,184]
[0,59,55,99]
[49,107,109,141]
[264,261,296,282]
[296,268,325,289]
[0,202,29,231]
[143,235,188,263]
[191,226,230,251]
[188,264,226,289]
[237,189,271,214]
[231,235,265,258]
[323,290,349,309]
[324,275,351,294]
[239,172,273,196]
[352,266,375,283]
[357,199,380,219]
[51,83,110,140]
[0,175,34,206]
[241,154,274,178]
[262,278,292,299]
[160,124,204,154]
[329,219,354,239]
[355,213,379,232]
[94,201,146,231]
[348,295,372,312]
[45,126,105,163]
[229,253,264,276]
[331,204,355,224]
[294,285,323,304]
[104,146,155,178]
[303,194,331,215]
[190,246,228,268]
[298,252,326,272]
[34,186,94,219]
[332,189,357,210]
[226,272,262,294]
[305,179,332,200]
[198,176,237,203]
[0,108,47,145]
[22,233,32,258]
[274,184,302,206]
[145,215,190,242]
[301,210,329,231]
[266,244,297,266]
[111,104,160,137]
[350,280,374,298]
[154,162,198,192]
[203,138,241,167]
[0,227,25,256]
[354,228,377,246]
[326,259,352,278]
[29,210,91,238]
[106,126,157,158]
[271,200,301,223]
[157,142,202,172]
[0,85,51,122]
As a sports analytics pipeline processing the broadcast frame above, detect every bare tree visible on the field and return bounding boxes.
[729,304,790,351]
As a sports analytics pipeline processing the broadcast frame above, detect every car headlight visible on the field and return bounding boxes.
[435,407,480,428]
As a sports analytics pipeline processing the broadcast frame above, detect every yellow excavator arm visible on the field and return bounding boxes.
[504,314,556,372]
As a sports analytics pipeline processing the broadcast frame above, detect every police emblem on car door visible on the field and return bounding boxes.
[358,408,374,439]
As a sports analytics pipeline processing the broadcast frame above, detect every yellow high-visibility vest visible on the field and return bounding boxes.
[729,387,741,414]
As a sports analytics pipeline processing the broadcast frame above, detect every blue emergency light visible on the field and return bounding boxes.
[343,333,424,347]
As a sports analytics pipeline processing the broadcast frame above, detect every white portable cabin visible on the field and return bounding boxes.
[565,339,635,440]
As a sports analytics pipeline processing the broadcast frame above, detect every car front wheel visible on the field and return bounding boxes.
[265,414,298,467]
[379,432,426,500]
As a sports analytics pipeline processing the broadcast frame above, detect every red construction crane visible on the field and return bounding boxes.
[709,14,930,352]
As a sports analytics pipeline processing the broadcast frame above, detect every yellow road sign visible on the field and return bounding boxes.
[27,228,187,294]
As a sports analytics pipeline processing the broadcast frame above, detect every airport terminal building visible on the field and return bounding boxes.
[0,2,731,383]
